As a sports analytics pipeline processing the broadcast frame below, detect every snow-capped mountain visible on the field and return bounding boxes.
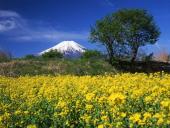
[40,41,86,58]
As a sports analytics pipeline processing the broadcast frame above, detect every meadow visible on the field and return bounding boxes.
[0,59,117,77]
[0,73,170,127]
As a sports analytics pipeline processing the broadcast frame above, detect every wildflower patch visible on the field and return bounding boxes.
[0,73,170,127]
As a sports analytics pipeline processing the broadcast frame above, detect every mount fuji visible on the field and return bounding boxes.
[39,41,86,58]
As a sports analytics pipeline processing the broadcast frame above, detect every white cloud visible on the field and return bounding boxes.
[0,10,22,32]
[0,10,88,42]
[0,19,17,32]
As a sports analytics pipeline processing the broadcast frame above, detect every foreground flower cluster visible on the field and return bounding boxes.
[0,73,170,127]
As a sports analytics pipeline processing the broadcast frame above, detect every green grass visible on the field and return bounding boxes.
[0,58,117,77]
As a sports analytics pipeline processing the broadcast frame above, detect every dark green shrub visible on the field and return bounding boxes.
[82,50,102,59]
[24,54,36,60]
[42,50,63,59]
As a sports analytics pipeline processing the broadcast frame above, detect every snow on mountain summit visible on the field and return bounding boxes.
[40,41,86,57]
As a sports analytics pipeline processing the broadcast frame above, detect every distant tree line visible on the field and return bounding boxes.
[23,50,103,60]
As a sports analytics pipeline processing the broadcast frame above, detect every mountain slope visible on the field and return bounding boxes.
[40,41,86,58]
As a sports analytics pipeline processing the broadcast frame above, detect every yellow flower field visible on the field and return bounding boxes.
[0,73,170,127]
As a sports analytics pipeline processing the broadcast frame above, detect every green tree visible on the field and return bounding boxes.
[82,50,102,59]
[42,50,63,59]
[90,9,160,64]
[114,9,160,62]
[90,15,125,65]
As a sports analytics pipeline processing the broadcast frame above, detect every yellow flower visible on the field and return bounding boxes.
[153,113,163,119]
[86,93,95,101]
[76,100,80,107]
[160,100,170,108]
[81,114,91,124]
[116,122,123,127]
[98,96,106,103]
[108,93,126,104]
[101,116,108,121]
[27,124,37,128]
[120,112,126,118]
[167,120,170,125]
[144,96,152,103]
[0,73,170,127]
[56,101,67,108]
[85,104,93,111]
[143,112,151,121]
[153,112,165,125]
[157,118,164,125]
[24,111,29,115]
[15,110,22,115]
[129,113,141,124]
[98,124,104,128]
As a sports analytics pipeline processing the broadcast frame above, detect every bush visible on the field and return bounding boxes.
[82,50,102,59]
[24,54,36,60]
[0,50,12,62]
[42,50,63,59]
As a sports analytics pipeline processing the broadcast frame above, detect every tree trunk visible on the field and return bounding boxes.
[109,56,114,65]
[131,47,138,63]
[105,43,115,65]
[108,47,115,65]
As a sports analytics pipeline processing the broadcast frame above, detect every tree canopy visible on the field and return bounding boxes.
[90,9,160,64]
[90,14,125,64]
[82,50,102,59]
[115,9,160,62]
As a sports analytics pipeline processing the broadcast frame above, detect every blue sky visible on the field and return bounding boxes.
[0,0,170,57]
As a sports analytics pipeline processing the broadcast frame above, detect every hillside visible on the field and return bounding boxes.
[0,59,117,77]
